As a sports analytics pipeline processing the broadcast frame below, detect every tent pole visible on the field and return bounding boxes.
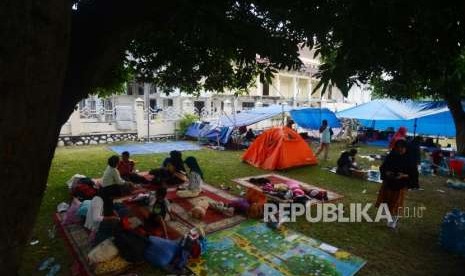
[282,103,285,126]
[146,89,150,142]
[413,118,417,137]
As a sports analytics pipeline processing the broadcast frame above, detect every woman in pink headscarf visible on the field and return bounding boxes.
[389,127,407,149]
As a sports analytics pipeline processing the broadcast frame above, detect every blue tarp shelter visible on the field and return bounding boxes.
[185,122,232,144]
[186,105,293,144]
[290,108,340,129]
[336,99,456,137]
[216,105,294,128]
[186,105,340,143]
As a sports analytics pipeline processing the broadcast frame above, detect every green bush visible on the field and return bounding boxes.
[178,113,199,135]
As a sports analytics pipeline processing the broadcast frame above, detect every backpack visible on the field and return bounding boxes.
[72,183,97,201]
[114,230,149,263]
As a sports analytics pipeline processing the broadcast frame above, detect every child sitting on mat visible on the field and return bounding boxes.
[176,157,204,198]
[147,187,172,238]
[117,151,148,184]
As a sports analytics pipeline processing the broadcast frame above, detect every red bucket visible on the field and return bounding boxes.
[449,159,464,176]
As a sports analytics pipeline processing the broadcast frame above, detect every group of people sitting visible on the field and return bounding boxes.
[86,150,206,235]
[64,150,210,273]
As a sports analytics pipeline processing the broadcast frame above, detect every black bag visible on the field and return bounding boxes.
[114,230,149,263]
[77,177,95,187]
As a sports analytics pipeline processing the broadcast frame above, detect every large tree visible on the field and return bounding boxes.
[4,0,465,273]
[268,0,465,152]
[0,0,306,273]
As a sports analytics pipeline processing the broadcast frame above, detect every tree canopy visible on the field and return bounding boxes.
[72,0,307,101]
[4,1,465,273]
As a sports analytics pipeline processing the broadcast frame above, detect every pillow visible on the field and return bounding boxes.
[88,239,119,264]
[94,255,129,275]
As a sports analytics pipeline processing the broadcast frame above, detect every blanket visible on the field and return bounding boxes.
[167,184,247,234]
[328,167,382,184]
[233,174,344,203]
[188,220,366,276]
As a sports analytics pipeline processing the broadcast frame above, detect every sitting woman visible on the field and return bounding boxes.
[176,157,204,198]
[102,155,133,196]
[84,189,120,244]
[163,151,187,185]
[245,128,256,141]
[148,167,172,186]
[336,149,359,176]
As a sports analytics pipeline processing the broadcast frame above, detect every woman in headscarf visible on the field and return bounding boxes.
[163,150,187,185]
[376,139,410,229]
[176,157,204,198]
[388,126,407,149]
[163,150,186,173]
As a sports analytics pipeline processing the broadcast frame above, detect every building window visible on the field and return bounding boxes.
[149,85,157,94]
[262,82,269,96]
[89,100,96,112]
[263,103,269,107]
[127,83,134,95]
[242,102,255,110]
[138,85,144,95]
[79,99,86,110]
[194,101,205,114]
[149,99,157,110]
[104,99,113,110]
[163,99,173,107]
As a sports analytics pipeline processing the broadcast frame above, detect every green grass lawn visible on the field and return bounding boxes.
[20,142,465,275]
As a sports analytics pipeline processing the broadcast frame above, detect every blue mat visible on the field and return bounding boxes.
[109,141,202,155]
[365,140,389,147]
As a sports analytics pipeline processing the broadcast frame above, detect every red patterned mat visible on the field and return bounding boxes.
[167,184,246,234]
[55,180,245,275]
[233,173,344,203]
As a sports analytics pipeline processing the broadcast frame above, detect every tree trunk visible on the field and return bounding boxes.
[446,97,465,155]
[0,1,70,274]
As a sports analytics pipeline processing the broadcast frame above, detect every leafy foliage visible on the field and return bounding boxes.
[79,1,304,95]
[178,113,200,135]
[92,63,134,97]
[297,1,465,99]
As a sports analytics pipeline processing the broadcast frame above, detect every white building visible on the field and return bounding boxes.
[63,48,371,140]
[82,48,369,116]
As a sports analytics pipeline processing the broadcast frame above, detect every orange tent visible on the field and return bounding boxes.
[242,127,318,170]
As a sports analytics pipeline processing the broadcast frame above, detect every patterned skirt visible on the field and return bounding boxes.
[375,183,406,216]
